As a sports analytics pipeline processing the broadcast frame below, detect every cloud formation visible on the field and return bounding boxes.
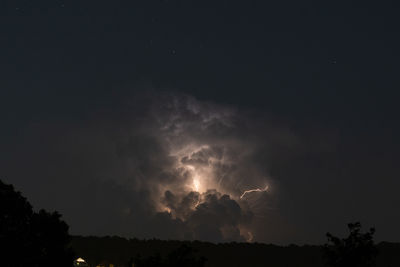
[111,92,280,242]
[3,91,300,242]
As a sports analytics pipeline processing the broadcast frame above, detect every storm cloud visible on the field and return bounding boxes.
[2,91,311,243]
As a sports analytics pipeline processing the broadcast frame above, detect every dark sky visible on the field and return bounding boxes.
[1,0,399,244]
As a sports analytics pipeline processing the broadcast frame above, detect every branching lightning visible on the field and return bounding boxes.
[240,185,269,199]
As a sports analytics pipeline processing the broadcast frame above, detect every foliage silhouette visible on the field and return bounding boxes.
[323,222,378,267]
[0,179,74,267]
[133,244,206,267]
[71,235,400,267]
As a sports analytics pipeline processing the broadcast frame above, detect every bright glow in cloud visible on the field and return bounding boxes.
[193,178,200,192]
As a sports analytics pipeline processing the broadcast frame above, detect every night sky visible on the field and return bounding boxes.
[1,0,399,244]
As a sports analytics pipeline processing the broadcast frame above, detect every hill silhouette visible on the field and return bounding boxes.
[70,236,400,267]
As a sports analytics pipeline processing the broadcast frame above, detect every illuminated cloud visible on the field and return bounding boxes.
[4,91,300,242]
[123,92,280,242]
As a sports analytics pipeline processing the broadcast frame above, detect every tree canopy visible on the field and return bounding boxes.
[132,244,206,267]
[324,222,378,267]
[0,179,74,267]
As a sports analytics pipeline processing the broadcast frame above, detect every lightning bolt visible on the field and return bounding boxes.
[240,185,269,199]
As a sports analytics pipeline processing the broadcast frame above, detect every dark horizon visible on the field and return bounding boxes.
[68,235,400,267]
[1,0,399,245]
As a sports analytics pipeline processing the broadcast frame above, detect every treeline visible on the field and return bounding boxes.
[2,178,400,267]
[71,236,400,267]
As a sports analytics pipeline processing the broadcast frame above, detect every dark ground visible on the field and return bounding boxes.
[71,236,400,267]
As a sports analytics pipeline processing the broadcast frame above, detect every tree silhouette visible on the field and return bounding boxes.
[0,179,74,267]
[323,222,378,267]
[165,244,206,267]
[133,245,206,267]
